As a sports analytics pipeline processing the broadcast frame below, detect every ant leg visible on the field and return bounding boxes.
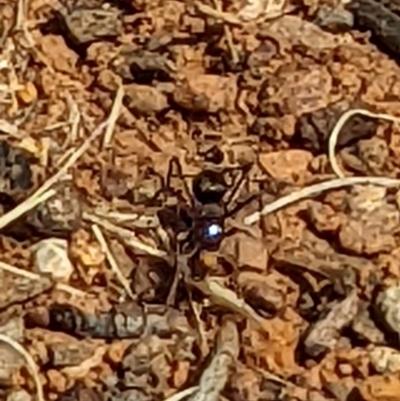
[167,156,195,206]
[166,246,198,306]
[226,192,260,218]
[150,156,189,205]
[224,163,253,214]
[165,156,179,188]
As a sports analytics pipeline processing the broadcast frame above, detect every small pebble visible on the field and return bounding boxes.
[369,346,400,373]
[376,285,400,335]
[0,317,24,342]
[27,184,82,236]
[338,363,353,376]
[58,7,123,45]
[49,341,95,367]
[6,389,32,401]
[124,83,168,115]
[47,369,68,393]
[315,5,354,32]
[32,238,74,281]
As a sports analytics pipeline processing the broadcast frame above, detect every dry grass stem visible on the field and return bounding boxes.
[34,119,109,198]
[0,260,87,297]
[0,116,109,231]
[102,84,124,148]
[0,189,57,230]
[211,0,239,64]
[65,93,81,144]
[189,276,267,334]
[188,319,239,401]
[93,209,160,228]
[244,176,400,225]
[16,0,27,30]
[194,2,242,25]
[252,365,294,387]
[84,212,169,259]
[0,83,24,93]
[14,0,55,73]
[7,56,20,115]
[54,148,76,168]
[0,119,20,137]
[44,122,70,132]
[91,224,136,301]
[0,333,44,401]
[328,108,400,178]
[163,387,199,401]
[188,294,208,357]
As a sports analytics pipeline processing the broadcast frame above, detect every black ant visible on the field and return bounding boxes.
[159,156,254,255]
[154,156,257,304]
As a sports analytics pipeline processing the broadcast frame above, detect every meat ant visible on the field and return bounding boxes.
[160,157,253,253]
[157,156,255,304]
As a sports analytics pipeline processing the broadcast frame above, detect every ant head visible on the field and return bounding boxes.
[192,169,227,204]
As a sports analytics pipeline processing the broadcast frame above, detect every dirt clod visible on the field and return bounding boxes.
[56,6,123,47]
[304,291,359,357]
[124,84,169,115]
[376,285,400,336]
[27,184,83,236]
[0,141,34,202]
[173,74,237,113]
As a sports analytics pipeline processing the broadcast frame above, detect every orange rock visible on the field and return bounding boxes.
[38,35,78,74]
[47,369,68,393]
[16,82,38,105]
[358,375,400,401]
[259,149,313,181]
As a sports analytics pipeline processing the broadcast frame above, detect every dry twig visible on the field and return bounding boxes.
[188,318,239,401]
[0,189,57,230]
[102,84,124,148]
[16,0,28,31]
[0,334,44,401]
[194,2,242,25]
[189,276,267,335]
[244,176,400,225]
[65,92,81,145]
[0,119,20,137]
[84,212,169,259]
[163,387,199,401]
[211,0,239,64]
[328,108,400,178]
[0,260,87,297]
[93,208,160,229]
[35,119,109,199]
[91,224,136,301]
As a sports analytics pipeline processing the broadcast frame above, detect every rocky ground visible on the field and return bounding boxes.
[2,0,400,400]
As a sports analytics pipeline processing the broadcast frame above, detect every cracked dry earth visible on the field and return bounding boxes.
[3,0,400,401]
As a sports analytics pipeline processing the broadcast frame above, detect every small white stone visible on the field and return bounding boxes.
[32,238,74,282]
[369,346,400,374]
[377,285,400,335]
[6,389,32,401]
